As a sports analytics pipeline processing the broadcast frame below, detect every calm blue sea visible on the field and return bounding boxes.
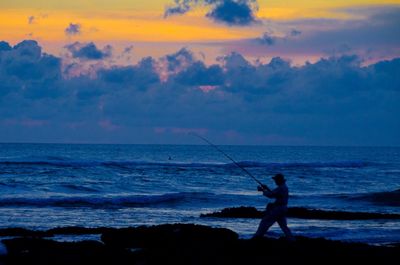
[0,144,399,244]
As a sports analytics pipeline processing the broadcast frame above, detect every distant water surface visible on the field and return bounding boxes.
[0,144,399,244]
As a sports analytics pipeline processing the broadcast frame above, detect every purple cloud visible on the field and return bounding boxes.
[65,23,82,36]
[222,7,400,61]
[123,45,134,54]
[164,0,192,16]
[28,16,35,24]
[65,42,112,60]
[290,29,301,37]
[256,32,277,45]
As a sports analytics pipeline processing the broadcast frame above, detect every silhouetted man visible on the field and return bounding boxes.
[253,173,294,240]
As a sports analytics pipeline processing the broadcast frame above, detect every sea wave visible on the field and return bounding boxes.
[0,158,374,169]
[0,192,215,208]
[229,161,373,168]
[347,189,400,207]
[61,184,100,193]
[0,159,223,168]
[318,189,400,207]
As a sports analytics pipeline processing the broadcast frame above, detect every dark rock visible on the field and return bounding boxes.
[0,228,51,237]
[288,207,400,220]
[201,206,400,220]
[47,226,112,235]
[1,224,399,265]
[236,236,400,265]
[200,206,264,218]
[1,238,134,265]
[0,227,113,238]
[101,223,238,248]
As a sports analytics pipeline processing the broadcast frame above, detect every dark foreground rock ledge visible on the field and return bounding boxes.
[200,206,400,220]
[1,224,399,265]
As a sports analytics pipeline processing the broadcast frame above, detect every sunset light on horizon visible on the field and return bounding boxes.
[2,0,399,63]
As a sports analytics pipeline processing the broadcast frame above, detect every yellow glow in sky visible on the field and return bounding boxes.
[1,0,399,61]
[2,0,399,11]
[0,9,259,43]
[1,0,399,43]
[258,0,400,20]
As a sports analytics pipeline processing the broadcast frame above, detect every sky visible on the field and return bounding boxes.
[0,0,399,145]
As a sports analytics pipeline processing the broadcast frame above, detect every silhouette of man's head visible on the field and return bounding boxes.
[272,173,286,185]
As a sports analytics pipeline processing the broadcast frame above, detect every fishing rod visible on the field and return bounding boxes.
[190,133,271,192]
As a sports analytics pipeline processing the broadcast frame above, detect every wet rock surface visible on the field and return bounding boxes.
[0,224,399,265]
[200,206,400,220]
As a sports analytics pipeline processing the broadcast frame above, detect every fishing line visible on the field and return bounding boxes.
[190,132,270,191]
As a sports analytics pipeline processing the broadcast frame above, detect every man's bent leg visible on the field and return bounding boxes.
[253,214,276,238]
[277,216,294,240]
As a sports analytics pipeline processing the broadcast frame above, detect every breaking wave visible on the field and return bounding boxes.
[347,189,400,207]
[0,192,214,208]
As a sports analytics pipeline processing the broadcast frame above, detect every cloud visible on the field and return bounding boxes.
[174,61,225,86]
[65,42,112,60]
[164,0,192,16]
[165,0,259,26]
[0,40,399,145]
[255,32,277,45]
[28,16,35,24]
[0,40,62,99]
[206,0,258,26]
[65,23,82,36]
[290,29,301,37]
[222,7,400,62]
[116,45,134,61]
[0,41,12,52]
[249,29,303,47]
[123,45,134,54]
[163,48,196,72]
[97,57,159,89]
[27,14,48,25]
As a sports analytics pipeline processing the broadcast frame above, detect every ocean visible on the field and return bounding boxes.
[0,143,399,244]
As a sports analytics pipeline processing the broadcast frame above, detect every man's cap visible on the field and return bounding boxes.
[272,173,285,182]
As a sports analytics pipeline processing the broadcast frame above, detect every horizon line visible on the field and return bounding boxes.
[0,142,399,148]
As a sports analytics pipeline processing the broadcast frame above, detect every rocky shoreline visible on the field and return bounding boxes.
[0,224,399,265]
[200,206,400,220]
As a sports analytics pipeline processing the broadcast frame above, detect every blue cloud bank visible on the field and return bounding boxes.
[0,40,399,145]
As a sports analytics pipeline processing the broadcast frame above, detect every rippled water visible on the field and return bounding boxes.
[0,144,399,244]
